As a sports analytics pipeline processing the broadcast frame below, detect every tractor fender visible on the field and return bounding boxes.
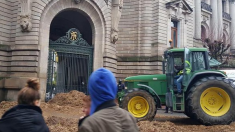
[186,71,226,91]
[137,84,161,108]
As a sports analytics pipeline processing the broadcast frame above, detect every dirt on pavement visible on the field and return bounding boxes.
[1,90,235,132]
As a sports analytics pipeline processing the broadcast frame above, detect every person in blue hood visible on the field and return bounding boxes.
[79,68,139,132]
[88,68,117,115]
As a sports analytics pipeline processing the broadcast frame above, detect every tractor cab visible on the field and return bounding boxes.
[164,48,210,111]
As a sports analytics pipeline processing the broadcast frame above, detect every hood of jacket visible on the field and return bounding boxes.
[88,68,117,115]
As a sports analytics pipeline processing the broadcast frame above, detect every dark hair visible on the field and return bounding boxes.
[17,78,40,105]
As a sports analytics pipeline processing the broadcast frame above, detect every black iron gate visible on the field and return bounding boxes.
[46,28,93,100]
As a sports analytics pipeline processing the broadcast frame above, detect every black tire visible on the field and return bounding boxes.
[184,102,192,118]
[121,88,157,121]
[185,90,194,118]
[186,76,235,125]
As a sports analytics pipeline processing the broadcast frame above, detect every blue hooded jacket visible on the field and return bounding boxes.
[88,68,117,115]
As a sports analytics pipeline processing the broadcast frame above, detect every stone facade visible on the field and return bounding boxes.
[0,0,115,101]
[116,0,194,78]
[0,0,235,101]
[199,0,235,48]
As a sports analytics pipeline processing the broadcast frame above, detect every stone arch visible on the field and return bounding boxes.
[38,0,106,99]
[201,23,209,41]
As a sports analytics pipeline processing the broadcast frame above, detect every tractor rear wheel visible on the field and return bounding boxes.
[186,76,235,125]
[122,88,157,121]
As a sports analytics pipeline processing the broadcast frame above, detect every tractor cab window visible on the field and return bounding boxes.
[173,53,184,75]
[174,57,183,67]
[192,52,206,71]
[166,56,173,74]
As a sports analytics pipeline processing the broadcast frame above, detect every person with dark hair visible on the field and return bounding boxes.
[79,68,139,132]
[0,78,49,132]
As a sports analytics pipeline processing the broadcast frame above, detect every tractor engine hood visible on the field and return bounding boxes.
[125,74,166,82]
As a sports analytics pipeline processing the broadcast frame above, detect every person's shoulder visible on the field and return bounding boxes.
[81,114,98,124]
[1,105,19,118]
[79,115,98,131]
[117,108,137,121]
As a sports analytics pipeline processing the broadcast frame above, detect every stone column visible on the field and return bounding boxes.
[210,0,218,40]
[203,0,210,4]
[230,2,235,50]
[207,0,210,4]
[217,0,223,38]
[194,0,201,39]
[225,0,230,13]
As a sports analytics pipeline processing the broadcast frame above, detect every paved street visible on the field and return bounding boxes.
[157,108,188,118]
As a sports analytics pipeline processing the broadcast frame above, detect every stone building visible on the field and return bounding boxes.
[116,0,235,79]
[0,0,235,101]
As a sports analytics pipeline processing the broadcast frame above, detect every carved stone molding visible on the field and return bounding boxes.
[104,0,108,5]
[201,15,209,23]
[20,15,32,32]
[111,30,119,44]
[20,0,32,32]
[166,0,192,24]
[75,0,108,5]
[223,23,229,30]
[74,0,82,4]
[111,0,123,44]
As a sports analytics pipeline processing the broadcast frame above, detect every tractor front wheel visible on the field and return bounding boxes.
[122,88,157,121]
[186,76,235,125]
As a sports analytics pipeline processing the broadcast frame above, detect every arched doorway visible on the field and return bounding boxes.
[46,9,93,100]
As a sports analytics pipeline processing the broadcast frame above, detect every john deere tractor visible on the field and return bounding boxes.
[119,48,235,125]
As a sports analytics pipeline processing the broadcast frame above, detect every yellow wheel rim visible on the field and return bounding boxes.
[200,87,231,117]
[128,96,149,118]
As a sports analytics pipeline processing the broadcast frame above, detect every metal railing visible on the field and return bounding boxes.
[223,12,232,20]
[201,2,212,12]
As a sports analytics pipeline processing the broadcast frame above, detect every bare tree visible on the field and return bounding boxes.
[202,27,234,65]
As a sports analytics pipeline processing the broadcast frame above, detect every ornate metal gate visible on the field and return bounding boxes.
[46,28,93,100]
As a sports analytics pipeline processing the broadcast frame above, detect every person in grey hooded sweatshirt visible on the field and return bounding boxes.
[79,68,139,132]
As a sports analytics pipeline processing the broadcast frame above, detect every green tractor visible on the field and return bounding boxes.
[119,48,235,125]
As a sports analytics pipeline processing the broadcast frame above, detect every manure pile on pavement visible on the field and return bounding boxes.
[0,101,17,116]
[1,91,235,132]
[138,118,235,132]
[48,90,87,107]
[46,116,78,132]
[43,90,87,132]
